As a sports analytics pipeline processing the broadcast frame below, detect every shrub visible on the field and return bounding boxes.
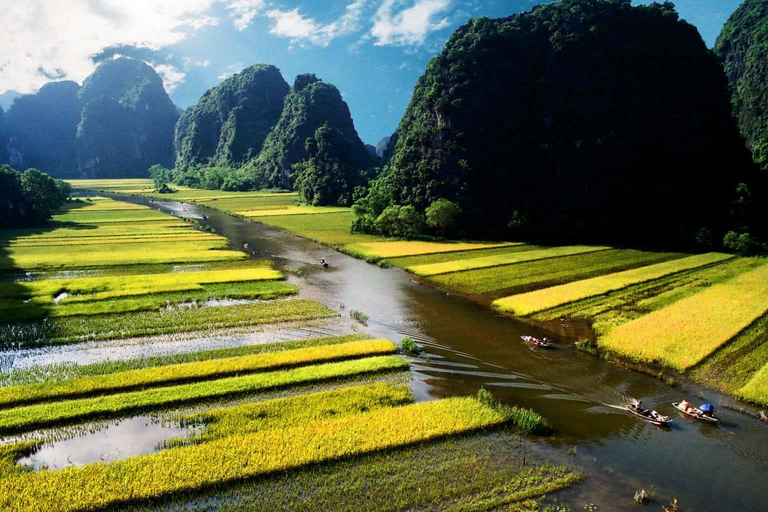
[401,337,420,353]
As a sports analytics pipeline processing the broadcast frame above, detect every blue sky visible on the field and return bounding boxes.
[1,0,745,145]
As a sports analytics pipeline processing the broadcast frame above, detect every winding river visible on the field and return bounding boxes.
[13,195,768,511]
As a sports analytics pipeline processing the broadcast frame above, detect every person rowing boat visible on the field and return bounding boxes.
[673,400,719,423]
[520,335,552,348]
[627,399,671,426]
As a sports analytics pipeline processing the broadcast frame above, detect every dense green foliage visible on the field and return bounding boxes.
[716,0,768,171]
[293,123,373,206]
[1,58,178,179]
[0,165,69,228]
[243,74,375,192]
[174,65,289,178]
[363,0,759,247]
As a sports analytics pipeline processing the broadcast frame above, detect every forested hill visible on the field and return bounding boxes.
[173,71,377,204]
[243,74,375,190]
[1,58,178,179]
[174,65,290,172]
[716,0,768,172]
[370,0,759,246]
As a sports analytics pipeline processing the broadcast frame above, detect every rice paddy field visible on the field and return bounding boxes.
[0,189,577,511]
[68,180,768,408]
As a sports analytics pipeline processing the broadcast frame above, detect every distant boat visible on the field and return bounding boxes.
[521,335,552,348]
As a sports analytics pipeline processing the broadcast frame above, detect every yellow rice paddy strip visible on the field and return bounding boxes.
[241,206,350,217]
[4,234,222,247]
[344,241,522,259]
[0,340,397,408]
[0,397,511,512]
[4,266,283,303]
[599,262,768,370]
[494,252,734,316]
[408,245,611,277]
[3,241,246,270]
[177,382,413,443]
[737,364,768,405]
[0,356,408,434]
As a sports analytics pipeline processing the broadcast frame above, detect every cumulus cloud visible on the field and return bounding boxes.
[152,63,186,93]
[226,0,265,31]
[0,0,224,94]
[370,0,451,46]
[182,57,212,70]
[265,0,368,47]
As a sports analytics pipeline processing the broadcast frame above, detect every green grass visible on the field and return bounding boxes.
[737,363,768,406]
[0,441,40,479]
[0,334,370,387]
[599,262,768,370]
[0,355,408,434]
[691,314,768,405]
[0,396,518,512]
[0,339,396,408]
[493,252,734,316]
[140,428,578,512]
[0,280,300,323]
[385,245,543,268]
[0,298,338,348]
[408,245,611,276]
[428,249,684,295]
[254,211,384,246]
[50,209,174,224]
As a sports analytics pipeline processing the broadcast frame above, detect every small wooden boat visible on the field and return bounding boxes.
[521,335,552,348]
[673,402,719,423]
[627,403,672,426]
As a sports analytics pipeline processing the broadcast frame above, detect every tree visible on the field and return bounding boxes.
[20,168,66,222]
[374,205,425,238]
[425,198,460,236]
[148,164,173,193]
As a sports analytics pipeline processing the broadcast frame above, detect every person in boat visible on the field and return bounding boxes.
[321,258,329,267]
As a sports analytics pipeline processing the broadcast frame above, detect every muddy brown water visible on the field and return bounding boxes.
[8,194,768,511]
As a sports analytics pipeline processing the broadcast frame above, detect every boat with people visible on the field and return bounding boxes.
[520,335,552,348]
[673,400,719,423]
[627,399,672,426]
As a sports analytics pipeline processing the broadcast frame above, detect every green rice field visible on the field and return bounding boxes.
[1,190,569,510]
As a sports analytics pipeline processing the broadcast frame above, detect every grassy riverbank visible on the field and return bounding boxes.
[1,189,574,510]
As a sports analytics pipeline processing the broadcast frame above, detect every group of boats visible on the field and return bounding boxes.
[627,399,719,426]
[520,335,720,426]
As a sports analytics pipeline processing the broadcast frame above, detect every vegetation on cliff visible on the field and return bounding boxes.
[174,65,290,182]
[1,58,178,179]
[716,0,768,172]
[355,0,760,247]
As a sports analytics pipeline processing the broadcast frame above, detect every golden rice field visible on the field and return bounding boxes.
[0,189,570,510]
[598,262,768,371]
[407,245,611,276]
[493,252,734,316]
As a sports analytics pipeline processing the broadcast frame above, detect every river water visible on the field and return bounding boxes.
[14,195,768,511]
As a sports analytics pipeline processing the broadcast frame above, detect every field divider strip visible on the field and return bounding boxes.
[493,252,734,316]
[0,355,409,435]
[407,246,613,277]
[0,339,397,409]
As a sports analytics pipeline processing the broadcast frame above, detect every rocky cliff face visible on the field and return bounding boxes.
[244,74,374,188]
[383,0,757,244]
[2,58,178,178]
[174,64,290,170]
[716,0,768,171]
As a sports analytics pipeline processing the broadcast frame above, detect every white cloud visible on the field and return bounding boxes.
[226,0,265,31]
[182,57,211,70]
[152,63,186,93]
[370,0,451,46]
[0,0,221,94]
[265,0,368,47]
[218,62,244,80]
